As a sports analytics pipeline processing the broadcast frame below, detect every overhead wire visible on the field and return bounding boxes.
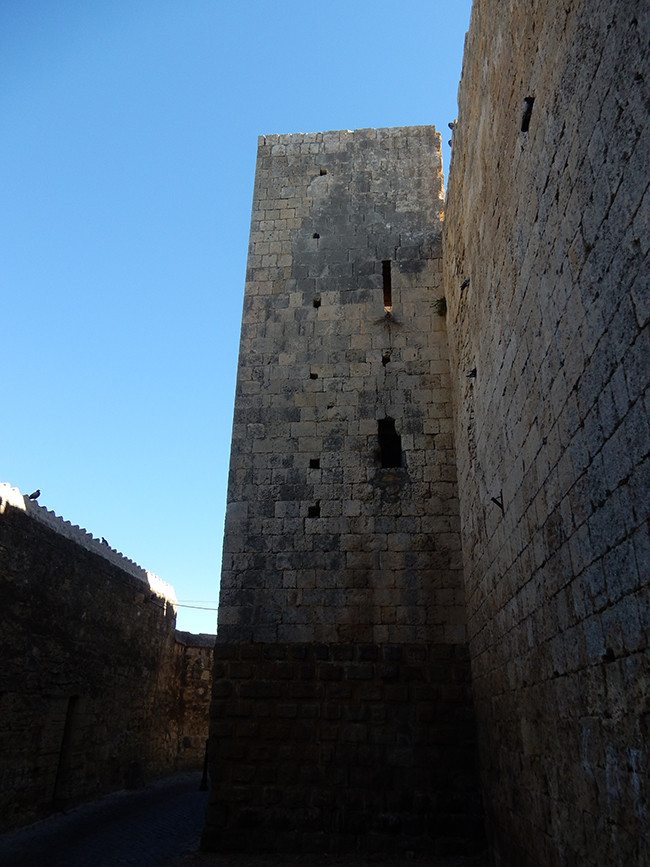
[175,600,219,610]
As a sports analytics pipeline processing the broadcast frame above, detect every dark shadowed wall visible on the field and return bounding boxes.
[0,494,213,831]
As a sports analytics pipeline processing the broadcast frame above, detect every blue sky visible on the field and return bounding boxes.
[0,0,471,633]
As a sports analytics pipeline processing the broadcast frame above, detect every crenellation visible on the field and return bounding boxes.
[0,482,176,602]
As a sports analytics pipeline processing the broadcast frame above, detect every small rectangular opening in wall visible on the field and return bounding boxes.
[307,502,320,518]
[309,458,320,469]
[382,260,392,311]
[52,695,79,804]
[378,417,402,468]
[521,96,535,132]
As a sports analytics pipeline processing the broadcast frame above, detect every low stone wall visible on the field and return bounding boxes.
[0,487,214,831]
[203,642,483,856]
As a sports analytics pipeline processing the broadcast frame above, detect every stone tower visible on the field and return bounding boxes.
[204,126,483,855]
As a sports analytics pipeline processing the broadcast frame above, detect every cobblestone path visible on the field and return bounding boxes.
[179,854,488,866]
[0,772,208,866]
[0,772,488,867]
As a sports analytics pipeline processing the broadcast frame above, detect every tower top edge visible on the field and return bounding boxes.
[258,124,440,145]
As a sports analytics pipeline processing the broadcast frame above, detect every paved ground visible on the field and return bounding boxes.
[178,855,488,866]
[0,772,208,866]
[0,773,489,867]
[179,856,488,866]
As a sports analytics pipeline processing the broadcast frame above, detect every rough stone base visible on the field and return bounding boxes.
[203,643,484,856]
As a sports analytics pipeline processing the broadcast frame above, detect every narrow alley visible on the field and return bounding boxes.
[0,770,488,866]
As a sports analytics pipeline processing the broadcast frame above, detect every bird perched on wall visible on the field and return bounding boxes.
[101,537,109,546]
[448,120,457,131]
[460,277,470,291]
[27,489,40,500]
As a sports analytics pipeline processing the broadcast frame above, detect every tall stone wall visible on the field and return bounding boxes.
[219,125,463,645]
[443,2,649,864]
[205,127,484,855]
[0,485,214,831]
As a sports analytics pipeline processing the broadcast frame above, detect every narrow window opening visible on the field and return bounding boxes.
[382,260,392,311]
[319,168,327,176]
[382,352,391,366]
[309,458,320,469]
[53,695,79,804]
[309,371,318,380]
[313,296,321,309]
[313,232,320,239]
[378,417,402,468]
[307,502,320,518]
[521,96,535,132]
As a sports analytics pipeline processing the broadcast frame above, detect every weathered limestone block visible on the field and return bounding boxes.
[218,125,463,646]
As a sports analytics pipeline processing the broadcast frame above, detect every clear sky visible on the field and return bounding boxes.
[0,0,472,633]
